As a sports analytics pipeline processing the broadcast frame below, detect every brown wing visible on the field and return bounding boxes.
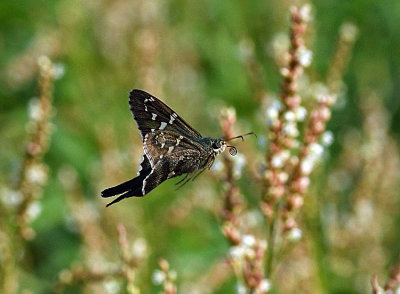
[129,89,202,142]
[141,130,208,195]
[143,130,206,167]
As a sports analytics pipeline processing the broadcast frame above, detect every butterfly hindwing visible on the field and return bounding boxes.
[129,89,202,141]
[140,130,212,194]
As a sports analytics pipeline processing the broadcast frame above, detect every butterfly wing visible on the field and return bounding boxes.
[141,130,211,194]
[129,89,202,141]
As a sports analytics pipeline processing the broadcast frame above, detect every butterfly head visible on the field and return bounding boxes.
[211,139,227,155]
[211,139,238,156]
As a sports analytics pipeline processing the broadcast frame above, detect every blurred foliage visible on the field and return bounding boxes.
[1,0,400,293]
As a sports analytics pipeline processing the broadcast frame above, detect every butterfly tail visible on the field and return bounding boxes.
[101,178,138,198]
[101,169,151,206]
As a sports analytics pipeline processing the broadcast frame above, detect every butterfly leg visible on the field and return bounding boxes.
[175,173,189,186]
[175,174,194,190]
[191,168,206,182]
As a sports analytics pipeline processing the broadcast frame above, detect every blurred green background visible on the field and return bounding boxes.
[1,0,400,293]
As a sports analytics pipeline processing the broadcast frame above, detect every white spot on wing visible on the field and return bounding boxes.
[151,128,155,132]
[142,168,154,195]
[137,154,145,176]
[143,134,154,167]
[168,146,174,153]
[159,122,167,130]
[176,135,183,146]
[152,113,157,120]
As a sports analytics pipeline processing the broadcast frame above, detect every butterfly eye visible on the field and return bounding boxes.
[212,142,220,150]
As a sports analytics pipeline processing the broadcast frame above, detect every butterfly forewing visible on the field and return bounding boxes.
[129,89,202,141]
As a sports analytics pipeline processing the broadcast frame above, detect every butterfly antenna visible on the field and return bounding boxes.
[225,132,257,142]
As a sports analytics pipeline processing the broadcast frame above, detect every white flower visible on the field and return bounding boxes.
[28,98,41,121]
[259,279,271,292]
[284,111,296,122]
[299,4,312,22]
[131,238,147,258]
[271,150,290,168]
[265,101,281,125]
[298,47,313,67]
[26,164,48,185]
[282,122,299,137]
[230,246,245,260]
[103,280,121,294]
[280,67,290,77]
[317,94,336,105]
[278,172,289,183]
[236,282,246,294]
[243,247,255,259]
[38,55,51,70]
[26,202,42,221]
[321,131,334,146]
[1,188,23,208]
[242,234,256,247]
[53,63,66,80]
[230,243,256,260]
[320,107,332,120]
[287,228,302,242]
[300,157,315,175]
[9,191,23,207]
[309,143,324,157]
[271,155,284,168]
[266,108,278,125]
[294,106,307,121]
[340,22,358,42]
[152,270,165,285]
